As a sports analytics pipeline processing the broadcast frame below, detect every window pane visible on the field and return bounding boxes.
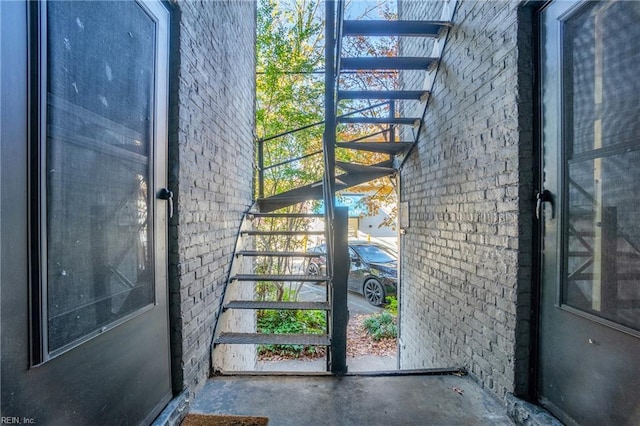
[46,1,156,352]
[563,1,640,332]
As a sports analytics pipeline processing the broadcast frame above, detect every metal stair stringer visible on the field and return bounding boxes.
[210,206,258,374]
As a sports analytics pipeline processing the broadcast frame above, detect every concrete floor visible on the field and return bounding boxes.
[190,374,515,425]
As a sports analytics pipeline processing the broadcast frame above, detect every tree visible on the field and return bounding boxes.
[256,0,326,303]
[256,0,325,196]
[257,0,401,197]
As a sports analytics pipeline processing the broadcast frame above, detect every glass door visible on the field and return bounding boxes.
[1,1,172,423]
[538,2,640,425]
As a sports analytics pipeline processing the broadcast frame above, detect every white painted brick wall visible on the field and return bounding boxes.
[168,0,256,398]
[398,0,535,398]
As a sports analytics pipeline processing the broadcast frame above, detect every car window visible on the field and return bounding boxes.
[352,245,396,263]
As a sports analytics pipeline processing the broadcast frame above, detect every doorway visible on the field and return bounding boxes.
[1,1,172,423]
[537,1,640,424]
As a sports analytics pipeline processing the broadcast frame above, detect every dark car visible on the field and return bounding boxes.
[307,240,397,306]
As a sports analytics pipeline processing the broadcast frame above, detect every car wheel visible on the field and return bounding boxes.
[363,279,385,306]
[306,262,321,284]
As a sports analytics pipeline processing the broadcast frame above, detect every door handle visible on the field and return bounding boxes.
[536,190,553,220]
[158,188,174,219]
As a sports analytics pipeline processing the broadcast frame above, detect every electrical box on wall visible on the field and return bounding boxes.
[399,201,409,234]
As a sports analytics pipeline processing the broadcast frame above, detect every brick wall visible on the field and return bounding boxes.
[168,0,256,397]
[398,0,535,398]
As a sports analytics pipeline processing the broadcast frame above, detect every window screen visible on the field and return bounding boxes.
[46,1,156,352]
[563,1,640,332]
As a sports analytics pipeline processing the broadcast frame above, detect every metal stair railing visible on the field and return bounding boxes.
[257,101,392,201]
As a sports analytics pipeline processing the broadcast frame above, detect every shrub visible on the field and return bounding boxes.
[384,295,398,316]
[362,311,397,341]
[257,309,327,357]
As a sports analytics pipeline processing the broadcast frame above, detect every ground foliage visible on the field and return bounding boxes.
[256,308,327,358]
[257,313,397,361]
[363,312,397,341]
[347,314,397,357]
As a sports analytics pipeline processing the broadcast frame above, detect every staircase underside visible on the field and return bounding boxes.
[257,160,395,212]
[341,56,437,71]
[337,90,428,101]
[216,332,330,346]
[342,20,450,37]
[338,116,421,126]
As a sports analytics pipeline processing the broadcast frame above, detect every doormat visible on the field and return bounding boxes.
[181,413,268,426]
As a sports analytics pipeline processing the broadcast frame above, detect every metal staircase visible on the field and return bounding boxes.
[211,211,328,372]
[214,212,330,343]
[255,0,456,212]
[211,207,349,374]
[211,0,456,374]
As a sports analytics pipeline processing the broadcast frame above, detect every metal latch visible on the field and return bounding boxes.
[158,188,174,219]
[536,190,552,220]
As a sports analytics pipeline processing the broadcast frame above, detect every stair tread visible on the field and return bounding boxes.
[337,142,412,154]
[215,332,330,346]
[336,161,395,174]
[232,274,330,282]
[338,90,428,100]
[237,251,326,257]
[341,57,437,70]
[248,213,325,218]
[338,117,420,126]
[241,230,325,236]
[224,301,331,310]
[342,20,450,37]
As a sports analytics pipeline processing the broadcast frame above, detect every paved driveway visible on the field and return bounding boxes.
[297,282,384,316]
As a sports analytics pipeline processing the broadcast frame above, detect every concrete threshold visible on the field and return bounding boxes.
[246,354,398,374]
[190,373,515,425]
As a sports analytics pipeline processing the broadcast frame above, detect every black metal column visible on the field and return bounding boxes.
[323,0,337,373]
[330,206,349,374]
[324,0,336,217]
[258,139,264,199]
[389,100,395,143]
